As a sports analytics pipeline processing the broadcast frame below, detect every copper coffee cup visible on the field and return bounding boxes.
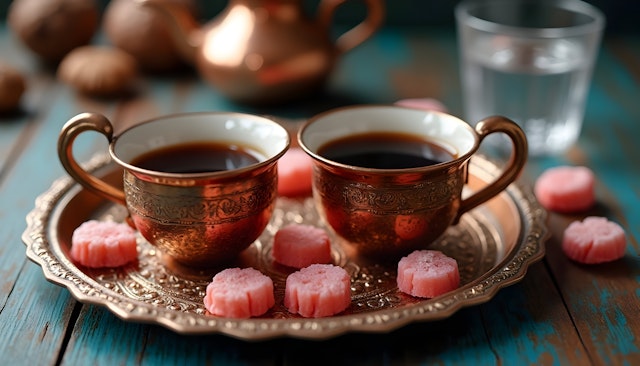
[298,105,527,260]
[58,112,290,268]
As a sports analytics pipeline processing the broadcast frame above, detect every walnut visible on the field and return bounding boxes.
[8,0,100,64]
[0,61,27,113]
[57,46,138,97]
[103,0,198,73]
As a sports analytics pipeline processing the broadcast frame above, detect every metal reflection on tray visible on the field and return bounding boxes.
[23,153,547,340]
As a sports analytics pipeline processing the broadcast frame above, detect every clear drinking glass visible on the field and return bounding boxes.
[456,0,605,156]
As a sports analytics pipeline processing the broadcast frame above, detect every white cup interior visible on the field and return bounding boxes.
[112,112,289,167]
[299,105,478,164]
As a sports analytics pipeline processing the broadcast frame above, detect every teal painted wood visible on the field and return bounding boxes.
[523,36,640,365]
[62,307,280,366]
[481,266,591,365]
[0,264,77,364]
[0,113,28,171]
[0,23,36,173]
[0,82,118,364]
[333,27,412,104]
[61,306,149,366]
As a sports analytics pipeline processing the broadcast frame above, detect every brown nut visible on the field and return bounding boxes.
[103,0,197,73]
[58,46,138,97]
[0,61,27,113]
[8,0,99,63]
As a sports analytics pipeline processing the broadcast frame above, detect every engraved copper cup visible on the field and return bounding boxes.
[58,112,290,268]
[298,105,527,260]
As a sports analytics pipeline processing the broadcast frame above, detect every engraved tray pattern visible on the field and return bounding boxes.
[23,153,547,340]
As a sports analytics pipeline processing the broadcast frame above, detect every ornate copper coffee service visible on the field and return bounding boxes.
[58,106,527,268]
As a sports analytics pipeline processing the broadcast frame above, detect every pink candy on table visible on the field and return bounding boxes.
[277,147,313,197]
[534,165,596,213]
[203,267,275,318]
[534,166,627,263]
[562,216,627,264]
[284,263,351,318]
[70,219,138,268]
[394,98,448,113]
[397,250,460,298]
[272,224,332,268]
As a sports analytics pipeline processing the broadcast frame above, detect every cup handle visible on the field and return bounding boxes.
[317,0,385,54]
[454,116,528,223]
[57,112,126,206]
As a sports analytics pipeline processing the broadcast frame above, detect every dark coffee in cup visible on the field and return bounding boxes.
[130,142,262,174]
[317,132,455,169]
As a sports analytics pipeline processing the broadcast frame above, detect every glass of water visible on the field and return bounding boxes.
[455,0,605,156]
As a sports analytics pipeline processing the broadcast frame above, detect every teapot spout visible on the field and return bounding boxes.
[135,0,200,63]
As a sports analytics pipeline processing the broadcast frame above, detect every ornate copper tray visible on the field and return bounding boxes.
[23,153,547,340]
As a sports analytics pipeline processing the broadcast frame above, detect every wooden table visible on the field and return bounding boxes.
[1,21,638,365]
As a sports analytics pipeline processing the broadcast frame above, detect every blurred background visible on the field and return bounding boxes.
[0,0,636,115]
[1,0,638,34]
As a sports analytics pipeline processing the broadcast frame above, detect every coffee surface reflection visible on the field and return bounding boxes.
[131,142,262,174]
[317,132,455,169]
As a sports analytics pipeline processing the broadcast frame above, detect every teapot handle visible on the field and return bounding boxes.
[318,0,385,54]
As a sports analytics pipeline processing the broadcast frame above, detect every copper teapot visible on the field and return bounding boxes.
[139,0,385,105]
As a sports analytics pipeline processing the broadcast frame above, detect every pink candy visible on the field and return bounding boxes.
[562,216,627,264]
[284,264,351,318]
[397,250,460,298]
[272,224,332,268]
[70,220,138,268]
[204,267,275,318]
[534,166,627,264]
[534,166,595,213]
[277,147,313,197]
[394,98,448,113]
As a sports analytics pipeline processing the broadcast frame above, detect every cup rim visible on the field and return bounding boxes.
[297,104,479,174]
[109,111,290,179]
[455,0,605,38]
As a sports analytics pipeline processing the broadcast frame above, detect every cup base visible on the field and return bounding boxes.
[159,252,239,280]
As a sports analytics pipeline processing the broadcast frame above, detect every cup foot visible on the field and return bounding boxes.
[159,253,237,280]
